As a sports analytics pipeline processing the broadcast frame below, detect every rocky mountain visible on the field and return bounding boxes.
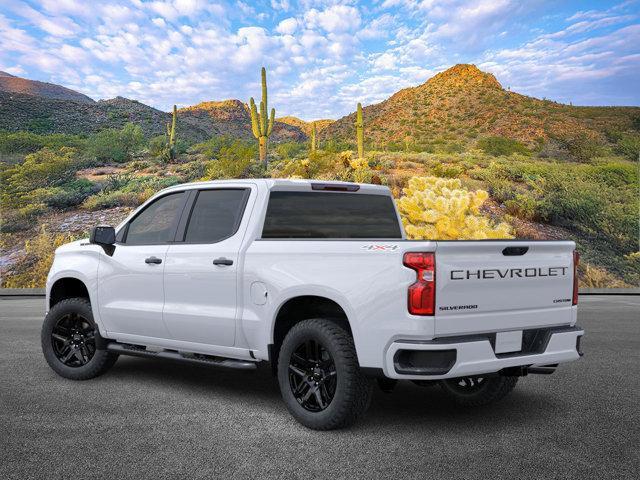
[0,71,94,104]
[321,64,640,148]
[0,73,305,143]
[277,116,334,135]
[179,100,306,142]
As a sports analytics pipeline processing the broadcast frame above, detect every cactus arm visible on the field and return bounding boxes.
[261,67,267,115]
[170,104,177,145]
[249,98,260,139]
[267,108,275,136]
[356,102,364,160]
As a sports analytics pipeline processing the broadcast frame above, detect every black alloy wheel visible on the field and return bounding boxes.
[51,312,96,367]
[288,339,337,412]
[447,376,487,394]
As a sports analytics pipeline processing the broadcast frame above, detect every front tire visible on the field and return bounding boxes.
[277,319,372,430]
[439,375,518,407]
[41,298,118,380]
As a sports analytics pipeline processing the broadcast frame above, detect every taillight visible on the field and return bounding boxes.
[403,252,435,315]
[572,250,580,305]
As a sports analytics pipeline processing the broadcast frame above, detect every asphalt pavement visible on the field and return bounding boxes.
[1,296,638,479]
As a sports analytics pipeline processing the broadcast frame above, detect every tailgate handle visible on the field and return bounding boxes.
[502,246,529,256]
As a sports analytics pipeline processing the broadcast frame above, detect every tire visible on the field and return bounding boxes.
[439,375,518,407]
[41,298,118,380]
[277,318,373,430]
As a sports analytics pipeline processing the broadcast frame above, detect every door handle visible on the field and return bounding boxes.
[145,256,162,264]
[213,257,233,266]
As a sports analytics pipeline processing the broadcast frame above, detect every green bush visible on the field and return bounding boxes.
[505,194,540,220]
[202,140,257,179]
[0,131,87,154]
[275,141,306,160]
[556,132,603,162]
[148,135,167,157]
[88,123,144,162]
[432,163,463,178]
[477,136,529,156]
[82,191,144,210]
[0,147,79,209]
[615,133,640,160]
[31,178,99,208]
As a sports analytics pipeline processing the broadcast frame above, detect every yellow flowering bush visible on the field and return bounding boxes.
[397,176,513,240]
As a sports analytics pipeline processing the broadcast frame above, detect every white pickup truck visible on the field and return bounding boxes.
[42,179,584,429]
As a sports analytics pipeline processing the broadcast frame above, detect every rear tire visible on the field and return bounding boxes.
[439,375,518,407]
[277,318,372,430]
[41,298,118,380]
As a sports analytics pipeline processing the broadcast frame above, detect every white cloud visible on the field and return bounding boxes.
[305,5,361,33]
[9,2,80,37]
[276,17,298,35]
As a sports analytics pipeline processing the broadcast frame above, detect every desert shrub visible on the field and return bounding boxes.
[193,136,255,159]
[477,136,529,156]
[0,131,87,154]
[0,203,47,232]
[555,132,603,162]
[148,135,167,157]
[26,117,54,134]
[505,194,539,220]
[275,142,306,160]
[202,140,256,179]
[578,262,628,288]
[0,147,79,209]
[615,133,640,160]
[88,123,144,162]
[397,176,513,240]
[82,191,146,210]
[475,157,638,255]
[277,151,338,179]
[30,178,99,209]
[1,227,78,288]
[432,163,463,178]
[174,160,206,182]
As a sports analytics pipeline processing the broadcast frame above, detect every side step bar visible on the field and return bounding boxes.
[500,364,558,376]
[107,343,258,370]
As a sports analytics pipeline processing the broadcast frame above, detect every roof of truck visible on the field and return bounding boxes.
[162,178,391,195]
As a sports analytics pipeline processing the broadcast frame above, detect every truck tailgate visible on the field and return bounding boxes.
[434,241,576,336]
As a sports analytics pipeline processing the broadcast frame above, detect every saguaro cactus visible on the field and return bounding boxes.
[355,102,364,160]
[310,122,317,152]
[250,67,275,166]
[165,104,177,161]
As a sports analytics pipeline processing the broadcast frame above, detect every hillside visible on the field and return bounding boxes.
[179,100,306,142]
[321,64,640,149]
[277,116,334,135]
[0,92,305,143]
[0,71,94,104]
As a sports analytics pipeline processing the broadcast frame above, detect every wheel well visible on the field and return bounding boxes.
[50,278,90,308]
[270,296,352,372]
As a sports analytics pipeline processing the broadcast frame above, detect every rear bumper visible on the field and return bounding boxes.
[383,325,584,380]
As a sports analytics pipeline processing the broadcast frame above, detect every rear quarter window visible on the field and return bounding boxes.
[262,191,402,239]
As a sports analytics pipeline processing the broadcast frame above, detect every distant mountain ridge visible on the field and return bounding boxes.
[0,71,95,104]
[0,72,306,143]
[321,64,640,148]
[1,66,638,148]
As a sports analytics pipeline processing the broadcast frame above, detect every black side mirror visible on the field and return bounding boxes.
[90,225,116,246]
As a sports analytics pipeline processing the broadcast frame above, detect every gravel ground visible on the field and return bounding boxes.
[1,295,638,479]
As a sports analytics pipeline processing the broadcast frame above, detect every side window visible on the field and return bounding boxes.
[182,189,248,243]
[124,192,185,245]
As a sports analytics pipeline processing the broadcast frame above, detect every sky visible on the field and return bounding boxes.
[0,0,638,120]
